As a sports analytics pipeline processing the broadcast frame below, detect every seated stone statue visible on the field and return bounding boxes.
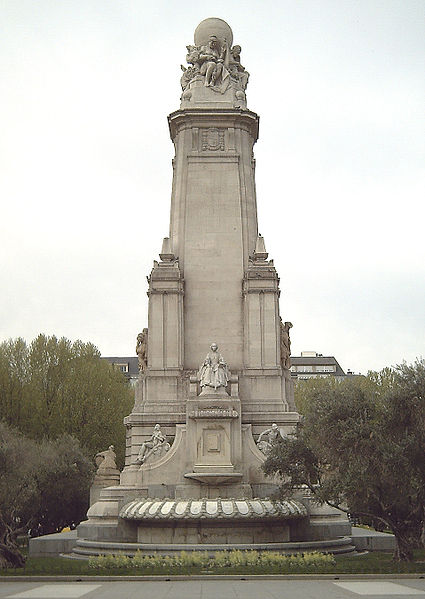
[198,35,230,92]
[135,424,169,465]
[198,343,229,391]
[256,423,284,454]
[180,31,249,98]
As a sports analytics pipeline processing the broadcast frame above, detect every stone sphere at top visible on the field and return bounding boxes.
[194,18,233,48]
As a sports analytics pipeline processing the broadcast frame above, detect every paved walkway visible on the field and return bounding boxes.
[1,579,425,599]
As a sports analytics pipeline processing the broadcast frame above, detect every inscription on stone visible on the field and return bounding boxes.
[189,407,238,419]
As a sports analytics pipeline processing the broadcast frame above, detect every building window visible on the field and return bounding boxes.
[114,363,129,373]
[315,364,336,373]
[298,365,313,373]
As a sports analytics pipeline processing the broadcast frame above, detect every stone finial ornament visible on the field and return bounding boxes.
[197,343,229,391]
[135,424,170,465]
[254,234,268,260]
[280,320,293,369]
[257,423,284,455]
[136,328,148,371]
[180,17,249,97]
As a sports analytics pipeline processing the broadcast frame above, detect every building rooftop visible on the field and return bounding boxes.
[290,352,346,378]
[102,356,139,378]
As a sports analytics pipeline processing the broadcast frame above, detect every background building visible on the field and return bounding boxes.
[101,356,139,386]
[290,351,351,380]
[102,351,359,384]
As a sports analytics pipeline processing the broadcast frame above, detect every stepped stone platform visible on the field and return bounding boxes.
[351,526,396,552]
[64,536,356,559]
[29,531,78,558]
[30,528,395,558]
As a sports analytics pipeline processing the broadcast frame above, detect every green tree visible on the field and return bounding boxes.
[0,423,94,568]
[0,335,134,467]
[0,338,29,429]
[263,359,425,561]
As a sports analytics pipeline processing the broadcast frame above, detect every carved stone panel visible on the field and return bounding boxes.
[201,128,225,151]
[204,430,222,454]
[197,423,231,466]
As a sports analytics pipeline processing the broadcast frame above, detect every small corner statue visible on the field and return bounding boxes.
[95,445,118,473]
[256,423,285,455]
[280,320,293,370]
[197,342,229,391]
[136,328,148,372]
[135,424,170,465]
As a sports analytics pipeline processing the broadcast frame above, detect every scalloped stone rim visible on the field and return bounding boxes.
[120,497,308,521]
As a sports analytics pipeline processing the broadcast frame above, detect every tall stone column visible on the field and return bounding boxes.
[168,109,259,370]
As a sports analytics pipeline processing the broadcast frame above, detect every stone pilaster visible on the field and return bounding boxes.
[147,249,184,372]
[243,246,280,371]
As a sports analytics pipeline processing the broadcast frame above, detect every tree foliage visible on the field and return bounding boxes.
[0,335,133,467]
[263,359,425,561]
[0,422,94,568]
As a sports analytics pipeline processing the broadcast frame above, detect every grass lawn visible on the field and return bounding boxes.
[2,550,425,576]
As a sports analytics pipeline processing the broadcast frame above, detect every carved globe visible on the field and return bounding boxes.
[194,17,233,48]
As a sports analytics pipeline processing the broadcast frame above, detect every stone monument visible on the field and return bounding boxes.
[76,17,352,555]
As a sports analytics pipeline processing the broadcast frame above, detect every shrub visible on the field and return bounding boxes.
[87,549,335,573]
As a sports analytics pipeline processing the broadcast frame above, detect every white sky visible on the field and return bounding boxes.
[1,0,424,374]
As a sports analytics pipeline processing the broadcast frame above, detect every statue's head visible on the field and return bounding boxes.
[210,342,218,352]
[154,424,160,430]
[272,423,278,430]
[232,45,241,56]
[208,35,218,49]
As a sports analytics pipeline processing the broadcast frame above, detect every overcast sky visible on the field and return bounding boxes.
[1,0,424,374]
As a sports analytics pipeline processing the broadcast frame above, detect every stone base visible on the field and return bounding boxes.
[29,531,78,558]
[136,521,289,544]
[67,536,355,559]
[351,526,396,552]
[180,79,247,110]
